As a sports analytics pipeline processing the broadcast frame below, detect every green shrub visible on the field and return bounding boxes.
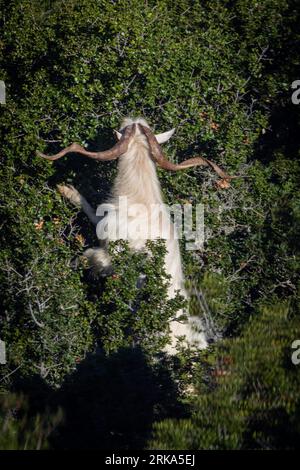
[0,392,63,450]
[0,0,299,449]
[151,301,300,449]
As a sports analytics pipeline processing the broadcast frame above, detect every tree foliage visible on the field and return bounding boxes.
[0,0,299,449]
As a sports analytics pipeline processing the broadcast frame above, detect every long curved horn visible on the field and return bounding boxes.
[37,124,135,161]
[139,124,233,181]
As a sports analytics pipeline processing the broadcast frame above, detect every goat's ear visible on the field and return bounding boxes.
[114,130,122,140]
[155,128,175,144]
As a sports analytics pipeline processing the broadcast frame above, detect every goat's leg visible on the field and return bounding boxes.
[83,247,112,275]
[57,184,100,226]
[58,185,112,275]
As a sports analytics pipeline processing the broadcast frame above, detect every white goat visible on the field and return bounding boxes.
[38,117,232,354]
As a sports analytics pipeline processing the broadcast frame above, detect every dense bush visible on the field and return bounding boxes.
[151,301,300,449]
[0,392,62,450]
[0,0,299,449]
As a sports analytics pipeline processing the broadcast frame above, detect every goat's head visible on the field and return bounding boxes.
[37,117,233,182]
[115,117,176,145]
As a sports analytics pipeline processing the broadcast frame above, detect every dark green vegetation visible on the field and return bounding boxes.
[1,0,300,449]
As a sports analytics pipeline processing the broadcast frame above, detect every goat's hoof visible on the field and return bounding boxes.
[57,184,81,206]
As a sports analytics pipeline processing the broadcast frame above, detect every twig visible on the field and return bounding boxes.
[28,303,45,328]
[0,365,22,383]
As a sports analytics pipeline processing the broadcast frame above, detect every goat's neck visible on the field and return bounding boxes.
[112,141,163,206]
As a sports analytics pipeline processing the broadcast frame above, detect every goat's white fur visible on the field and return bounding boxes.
[115,126,176,144]
[58,117,207,354]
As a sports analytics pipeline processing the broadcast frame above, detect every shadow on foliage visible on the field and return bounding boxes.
[12,347,184,450]
[44,130,119,248]
[254,100,300,168]
[46,128,117,202]
[243,403,300,450]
